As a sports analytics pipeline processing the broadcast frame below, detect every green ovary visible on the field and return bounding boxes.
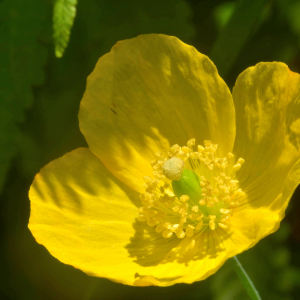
[172,169,202,203]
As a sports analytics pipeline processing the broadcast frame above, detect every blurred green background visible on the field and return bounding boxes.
[1,0,300,299]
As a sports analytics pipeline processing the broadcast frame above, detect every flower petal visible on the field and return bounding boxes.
[29,148,143,285]
[79,34,235,192]
[28,148,217,286]
[233,62,300,209]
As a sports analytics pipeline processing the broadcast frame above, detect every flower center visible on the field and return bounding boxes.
[138,139,245,247]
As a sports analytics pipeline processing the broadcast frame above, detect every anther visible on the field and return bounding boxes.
[187,138,195,148]
[180,195,189,203]
[237,158,245,165]
[209,219,216,230]
[233,164,241,171]
[155,223,165,233]
[220,208,230,214]
[162,229,173,238]
[196,221,203,230]
[218,223,227,229]
[192,206,199,212]
[186,225,195,237]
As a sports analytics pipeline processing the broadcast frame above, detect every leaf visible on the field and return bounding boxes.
[53,0,78,58]
[0,0,48,195]
[209,0,270,78]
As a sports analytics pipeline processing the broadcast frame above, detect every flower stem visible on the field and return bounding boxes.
[230,256,261,300]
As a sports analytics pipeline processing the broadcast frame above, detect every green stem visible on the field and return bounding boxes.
[230,256,261,300]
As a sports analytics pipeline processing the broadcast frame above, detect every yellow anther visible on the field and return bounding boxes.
[220,215,229,222]
[179,203,188,214]
[192,206,199,212]
[186,225,195,237]
[199,199,206,205]
[200,181,207,187]
[208,164,214,170]
[237,158,245,165]
[236,189,245,196]
[138,214,147,222]
[165,222,172,229]
[204,140,211,147]
[220,208,230,214]
[196,221,203,230]
[155,223,165,233]
[147,217,157,226]
[180,195,189,203]
[147,210,157,217]
[198,145,205,152]
[209,219,216,230]
[171,224,179,230]
[209,215,216,220]
[187,138,195,148]
[218,223,227,229]
[181,146,190,154]
[177,150,186,160]
[162,229,173,239]
[172,206,180,213]
[175,227,185,238]
[233,164,241,171]
[162,156,185,180]
[227,152,234,159]
[169,144,180,156]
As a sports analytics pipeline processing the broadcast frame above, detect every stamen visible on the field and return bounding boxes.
[209,219,216,230]
[218,223,227,229]
[162,229,173,238]
[138,139,245,253]
[180,195,189,203]
[186,225,195,237]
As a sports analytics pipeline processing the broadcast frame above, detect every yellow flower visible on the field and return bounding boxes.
[28,34,300,287]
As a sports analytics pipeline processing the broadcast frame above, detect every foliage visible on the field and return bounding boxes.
[53,0,78,58]
[0,0,47,195]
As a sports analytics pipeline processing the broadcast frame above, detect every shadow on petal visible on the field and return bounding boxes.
[126,219,232,268]
[125,219,180,267]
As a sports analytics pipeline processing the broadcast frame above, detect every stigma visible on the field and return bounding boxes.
[138,139,245,244]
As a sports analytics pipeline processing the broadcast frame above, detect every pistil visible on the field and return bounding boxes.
[138,139,245,242]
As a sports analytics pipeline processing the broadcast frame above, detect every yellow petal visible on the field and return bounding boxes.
[28,148,187,286]
[29,148,142,284]
[233,62,300,210]
[229,205,282,255]
[79,34,235,193]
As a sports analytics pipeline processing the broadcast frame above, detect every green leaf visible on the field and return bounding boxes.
[53,0,78,58]
[0,0,47,195]
[209,0,270,78]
